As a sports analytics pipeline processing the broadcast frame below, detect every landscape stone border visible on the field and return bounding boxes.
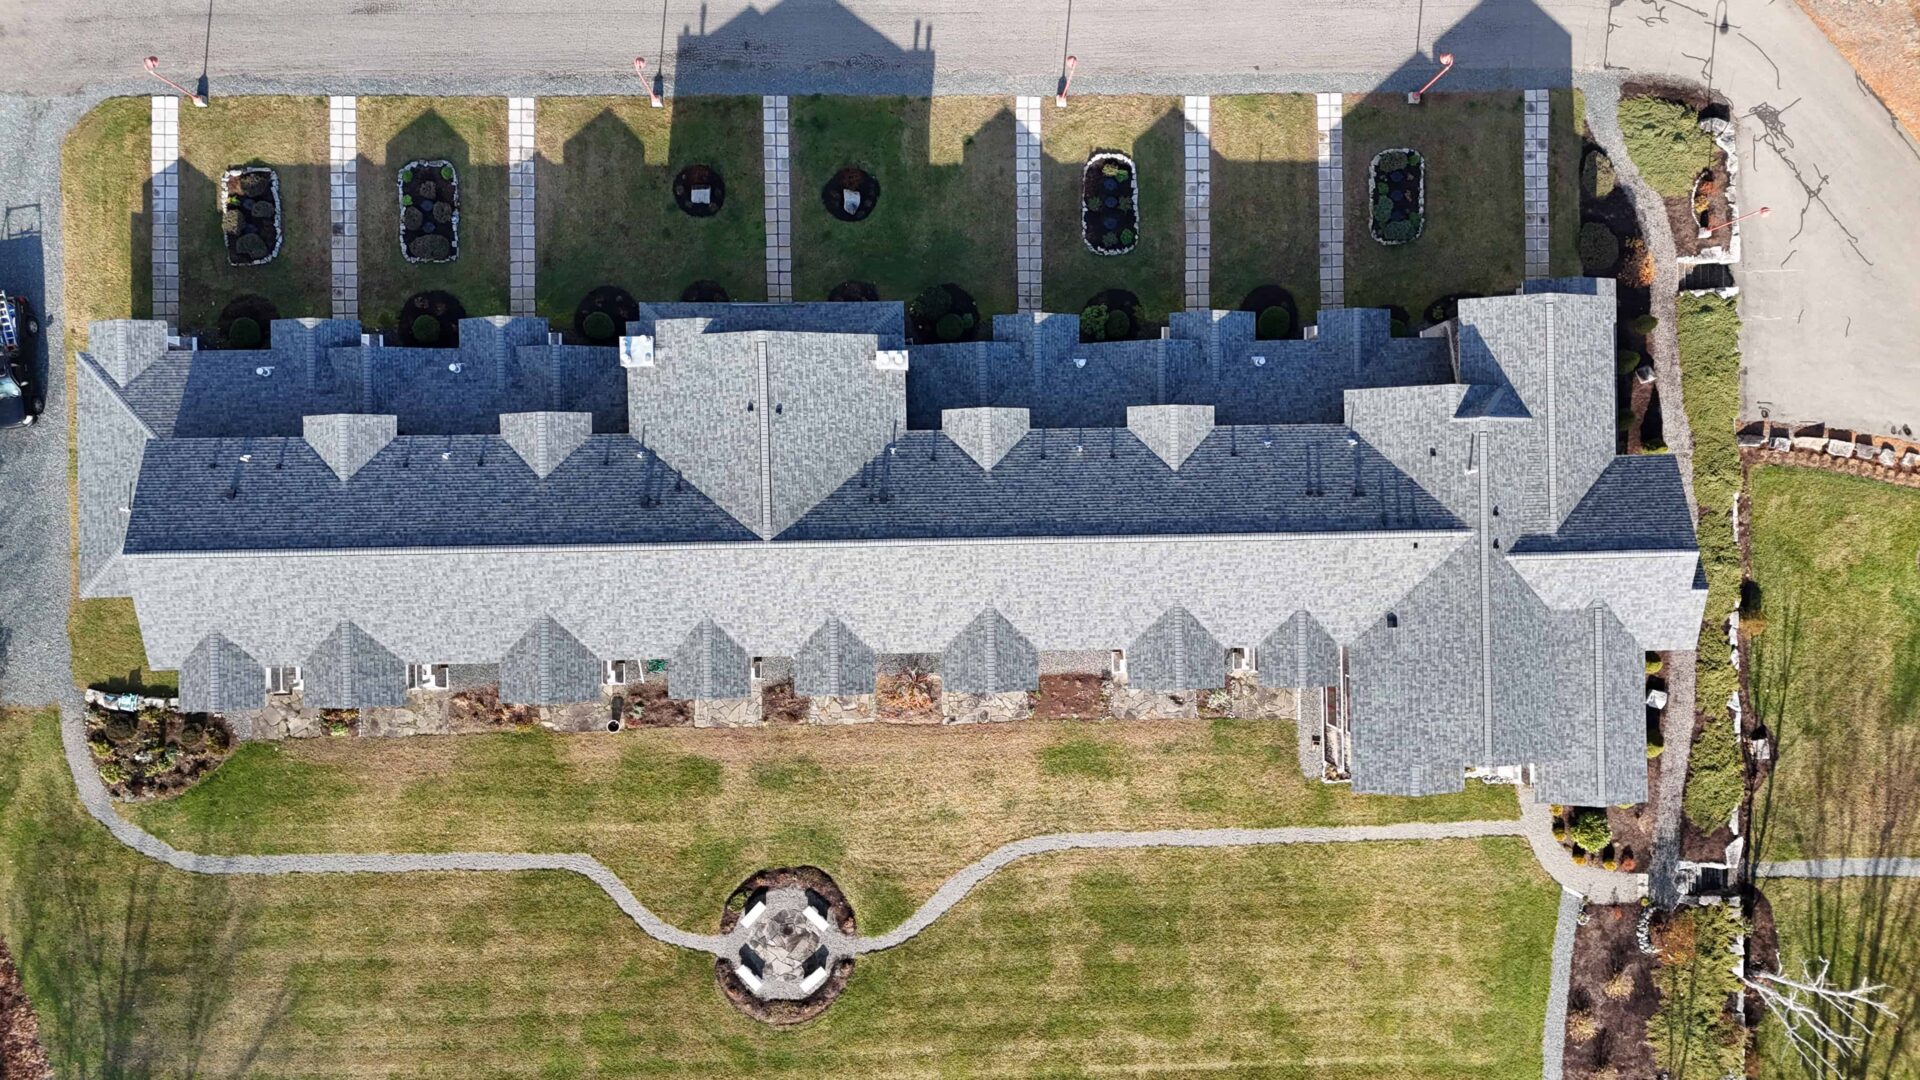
[396,158,460,264]
[1367,147,1425,246]
[220,166,282,266]
[1082,150,1139,256]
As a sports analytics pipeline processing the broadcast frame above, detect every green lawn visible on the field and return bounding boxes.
[1749,466,1920,861]
[176,96,334,335]
[3,710,1556,1078]
[1210,94,1319,326]
[68,597,174,695]
[790,96,1016,315]
[1549,89,1586,278]
[356,97,509,330]
[1342,92,1526,319]
[1041,96,1185,323]
[535,96,766,317]
[1758,879,1920,1079]
[130,718,1519,934]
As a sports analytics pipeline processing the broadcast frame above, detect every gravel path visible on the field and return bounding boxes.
[1541,888,1583,1080]
[1754,859,1920,879]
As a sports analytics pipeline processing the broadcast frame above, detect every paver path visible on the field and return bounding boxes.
[1755,859,1920,879]
[149,95,180,328]
[1181,95,1211,311]
[328,96,358,319]
[761,96,792,302]
[1522,89,1550,280]
[507,97,536,317]
[1013,96,1042,312]
[1313,93,1344,310]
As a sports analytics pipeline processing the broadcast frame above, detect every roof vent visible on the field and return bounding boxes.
[620,334,656,368]
[874,349,909,372]
[447,362,464,373]
[1252,355,1267,367]
[254,366,274,377]
[1072,357,1087,368]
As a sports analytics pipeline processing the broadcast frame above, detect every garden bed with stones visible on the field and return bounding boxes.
[84,702,234,801]
[1082,150,1139,255]
[1670,151,1731,259]
[1079,287,1147,343]
[1031,673,1110,720]
[1563,902,1659,1080]
[397,159,461,263]
[876,666,942,723]
[623,678,694,727]
[1368,148,1424,244]
[221,166,282,266]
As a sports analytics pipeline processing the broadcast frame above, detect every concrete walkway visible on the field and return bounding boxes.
[1181,95,1211,311]
[1755,859,1920,879]
[1314,93,1345,310]
[761,96,792,303]
[1523,89,1550,280]
[1014,95,1042,312]
[148,95,180,329]
[506,97,536,317]
[327,96,358,319]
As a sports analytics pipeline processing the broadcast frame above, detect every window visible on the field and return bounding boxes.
[406,663,448,690]
[1109,649,1128,679]
[750,657,765,682]
[266,666,302,695]
[604,659,630,686]
[1228,647,1253,672]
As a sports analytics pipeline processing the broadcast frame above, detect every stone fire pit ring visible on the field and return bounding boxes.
[714,866,857,1025]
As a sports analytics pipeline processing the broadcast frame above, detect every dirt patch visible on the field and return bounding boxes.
[0,937,50,1080]
[1607,789,1655,875]
[624,680,692,728]
[1565,903,1660,1080]
[761,680,810,725]
[85,704,234,801]
[1790,0,1920,143]
[1031,673,1110,721]
[447,685,542,730]
[875,668,941,724]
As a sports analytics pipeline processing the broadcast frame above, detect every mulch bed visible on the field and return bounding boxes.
[624,679,693,728]
[572,285,638,344]
[715,866,857,1027]
[1565,903,1660,1080]
[875,668,941,723]
[447,685,542,729]
[1031,673,1110,721]
[820,166,879,222]
[216,293,278,350]
[222,166,280,266]
[84,705,234,801]
[398,159,460,262]
[827,280,880,303]
[1081,287,1146,343]
[1368,149,1424,244]
[1081,150,1138,254]
[673,164,726,218]
[396,290,466,348]
[1618,79,1734,259]
[1239,284,1300,340]
[1665,151,1730,259]
[680,280,730,303]
[0,937,50,1080]
[905,283,981,345]
[761,680,810,725]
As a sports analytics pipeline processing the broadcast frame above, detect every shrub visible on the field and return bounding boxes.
[227,317,262,348]
[1080,304,1109,342]
[400,167,413,182]
[1084,196,1103,211]
[1104,308,1132,340]
[1604,970,1634,1000]
[411,314,442,344]
[440,165,454,179]
[908,285,953,323]
[1372,196,1393,224]
[1645,653,1664,674]
[935,312,966,342]
[1578,221,1620,273]
[1629,313,1659,336]
[1649,905,1746,1077]
[409,234,453,261]
[1617,349,1643,375]
[1375,181,1388,195]
[239,171,270,197]
[234,233,268,260]
[221,208,244,235]
[1602,858,1619,872]
[1567,1010,1598,1042]
[1582,151,1618,201]
[1618,236,1656,288]
[1101,231,1120,248]
[1567,807,1612,852]
[1256,306,1291,340]
[1376,149,1409,172]
[1388,317,1410,338]
[1618,97,1716,197]
[581,310,616,341]
[432,201,453,224]
[249,199,274,220]
[1118,228,1135,246]
[399,194,413,206]
[416,179,437,201]
[1381,219,1415,243]
[402,206,424,231]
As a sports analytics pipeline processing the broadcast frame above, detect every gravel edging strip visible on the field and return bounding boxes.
[1541,888,1583,1080]
[1754,859,1920,879]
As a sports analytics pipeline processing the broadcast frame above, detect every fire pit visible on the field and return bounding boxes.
[714,866,857,1025]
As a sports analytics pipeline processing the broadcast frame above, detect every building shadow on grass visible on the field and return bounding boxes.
[174,157,335,341]
[358,107,507,334]
[672,0,936,96]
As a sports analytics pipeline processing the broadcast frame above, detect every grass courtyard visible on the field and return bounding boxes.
[1210,94,1320,327]
[535,96,766,316]
[790,96,1016,316]
[356,97,510,330]
[1041,95,1185,323]
[1342,92,1526,320]
[2,710,1557,1078]
[1758,878,1920,1078]
[128,718,1520,934]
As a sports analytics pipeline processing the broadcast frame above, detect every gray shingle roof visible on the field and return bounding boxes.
[77,354,153,598]
[179,632,264,715]
[1126,606,1226,691]
[940,407,1030,471]
[303,414,397,481]
[499,411,593,478]
[1126,405,1214,471]
[670,618,750,699]
[1535,604,1649,806]
[87,320,173,387]
[302,621,407,709]
[1257,611,1340,689]
[941,608,1038,694]
[498,616,604,705]
[793,617,876,696]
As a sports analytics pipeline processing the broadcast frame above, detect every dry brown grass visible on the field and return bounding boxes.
[1041,95,1185,319]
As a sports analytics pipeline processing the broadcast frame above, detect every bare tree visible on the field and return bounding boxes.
[1744,959,1897,1077]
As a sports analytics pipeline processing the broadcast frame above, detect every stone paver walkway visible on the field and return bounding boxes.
[328,95,358,320]
[1542,888,1582,1080]
[1182,95,1211,311]
[1756,859,1920,878]
[1314,92,1344,310]
[1523,89,1550,280]
[148,95,179,328]
[507,97,536,317]
[1014,95,1043,312]
[761,95,792,302]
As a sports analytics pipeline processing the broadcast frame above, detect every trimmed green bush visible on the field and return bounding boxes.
[411,314,442,344]
[1389,317,1410,338]
[408,234,453,261]
[1084,196,1103,211]
[908,285,953,323]
[1578,221,1620,273]
[1101,231,1120,248]
[227,317,262,348]
[1118,228,1135,246]
[1381,219,1416,243]
[1629,313,1659,336]
[581,311,616,341]
[440,165,454,180]
[432,201,453,224]
[402,206,424,231]
[417,180,438,201]
[1617,349,1643,375]
[1373,196,1393,225]
[234,233,268,260]
[1567,808,1612,853]
[1080,304,1109,342]
[935,312,966,342]
[1581,150,1617,200]
[1618,97,1715,198]
[1104,308,1132,341]
[1256,306,1291,340]
[249,200,274,220]
[1377,149,1409,172]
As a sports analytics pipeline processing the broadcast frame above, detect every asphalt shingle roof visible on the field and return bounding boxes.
[670,618,750,699]
[794,617,877,697]
[1126,607,1227,691]
[179,632,264,716]
[302,621,407,709]
[499,616,604,705]
[941,608,1039,694]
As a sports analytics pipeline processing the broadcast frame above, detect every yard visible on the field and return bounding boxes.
[1549,89,1586,277]
[130,717,1518,933]
[535,96,766,318]
[789,96,1016,317]
[176,96,333,337]
[1041,96,1185,325]
[356,97,509,331]
[1210,94,1320,328]
[3,710,1556,1078]
[1757,879,1920,1078]
[1341,92,1526,323]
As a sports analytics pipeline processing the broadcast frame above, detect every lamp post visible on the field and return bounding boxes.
[1056,55,1077,109]
[633,57,663,108]
[1407,53,1455,105]
[143,56,208,107]
[1702,205,1771,237]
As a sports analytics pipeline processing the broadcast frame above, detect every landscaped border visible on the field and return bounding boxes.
[1082,150,1139,255]
[396,158,460,264]
[219,166,282,266]
[1367,147,1425,245]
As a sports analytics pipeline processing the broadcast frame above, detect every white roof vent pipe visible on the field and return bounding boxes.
[874,349,909,372]
[620,334,656,368]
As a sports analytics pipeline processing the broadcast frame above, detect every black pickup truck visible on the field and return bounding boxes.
[0,290,39,428]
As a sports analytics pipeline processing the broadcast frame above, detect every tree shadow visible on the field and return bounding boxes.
[671,0,936,96]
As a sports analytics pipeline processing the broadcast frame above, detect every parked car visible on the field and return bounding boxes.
[0,290,40,428]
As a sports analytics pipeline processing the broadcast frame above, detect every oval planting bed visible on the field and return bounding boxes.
[1079,288,1146,343]
[674,164,726,218]
[906,283,981,344]
[715,866,857,1026]
[397,290,467,348]
[573,285,639,344]
[221,166,282,266]
[826,280,880,303]
[821,167,879,222]
[398,159,461,263]
[1082,150,1139,255]
[1369,148,1424,245]
[680,280,731,303]
[1238,284,1299,341]
[218,294,279,350]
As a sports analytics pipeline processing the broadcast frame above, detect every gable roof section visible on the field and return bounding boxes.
[794,617,877,697]
[940,407,1030,471]
[499,411,593,478]
[1127,405,1214,471]
[1535,604,1648,806]
[1505,550,1706,651]
[1257,611,1340,689]
[179,632,264,715]
[670,618,750,699]
[302,621,407,709]
[1126,606,1226,691]
[1510,455,1698,554]
[77,353,155,598]
[1346,543,1480,796]
[87,319,173,386]
[941,608,1039,694]
[498,616,603,705]
[303,414,398,481]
